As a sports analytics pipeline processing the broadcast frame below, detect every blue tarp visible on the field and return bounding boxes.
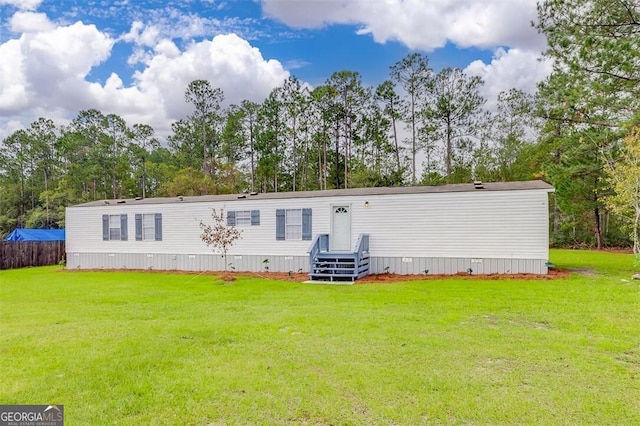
[4,228,65,242]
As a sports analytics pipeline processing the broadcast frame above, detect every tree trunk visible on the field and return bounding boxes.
[344,115,350,189]
[411,92,416,185]
[19,158,25,225]
[250,119,255,193]
[334,118,340,188]
[446,120,452,183]
[142,157,147,199]
[292,116,297,192]
[392,116,401,174]
[594,204,603,250]
[552,149,561,234]
[202,119,207,175]
[317,133,323,190]
[30,159,35,210]
[44,169,49,227]
[634,209,640,255]
[552,194,560,235]
[302,127,308,190]
[322,132,327,190]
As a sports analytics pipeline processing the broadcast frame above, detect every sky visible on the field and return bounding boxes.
[0,0,552,142]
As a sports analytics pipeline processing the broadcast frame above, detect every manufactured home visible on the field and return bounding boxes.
[65,180,554,280]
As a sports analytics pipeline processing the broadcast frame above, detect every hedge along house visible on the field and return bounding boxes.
[65,180,554,281]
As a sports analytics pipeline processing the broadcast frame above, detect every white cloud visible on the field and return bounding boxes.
[20,22,115,109]
[261,0,545,51]
[465,47,552,110]
[0,14,289,142]
[0,20,113,116]
[154,39,181,57]
[0,0,43,11]
[132,33,290,120]
[0,120,23,141]
[124,7,265,47]
[0,39,28,112]
[9,11,55,33]
[260,0,552,115]
[0,1,550,145]
[121,20,161,47]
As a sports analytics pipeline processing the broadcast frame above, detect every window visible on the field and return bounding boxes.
[286,209,302,240]
[276,208,312,241]
[236,211,252,226]
[227,210,260,227]
[109,215,121,240]
[102,214,127,241]
[143,214,155,240]
[135,213,162,241]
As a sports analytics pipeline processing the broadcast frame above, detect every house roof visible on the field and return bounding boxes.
[71,180,554,208]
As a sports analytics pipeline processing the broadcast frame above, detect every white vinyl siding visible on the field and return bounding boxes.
[363,191,549,259]
[67,187,550,263]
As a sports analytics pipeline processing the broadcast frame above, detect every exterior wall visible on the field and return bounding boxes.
[358,190,549,260]
[67,197,323,258]
[66,188,551,274]
[369,256,548,275]
[66,253,308,273]
[65,253,547,275]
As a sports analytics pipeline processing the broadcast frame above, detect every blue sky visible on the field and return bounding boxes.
[0,0,550,140]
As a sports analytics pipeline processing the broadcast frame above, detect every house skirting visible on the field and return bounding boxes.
[368,256,548,275]
[66,253,548,275]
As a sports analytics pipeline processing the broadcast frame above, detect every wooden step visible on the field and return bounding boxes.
[308,247,370,282]
[309,273,357,282]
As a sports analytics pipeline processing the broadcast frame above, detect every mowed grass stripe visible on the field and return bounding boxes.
[1,249,639,424]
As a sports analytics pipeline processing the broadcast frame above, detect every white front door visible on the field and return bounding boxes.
[330,205,351,251]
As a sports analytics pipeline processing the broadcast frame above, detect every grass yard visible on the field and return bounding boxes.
[1,249,639,424]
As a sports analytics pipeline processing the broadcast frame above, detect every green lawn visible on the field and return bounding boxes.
[1,249,639,424]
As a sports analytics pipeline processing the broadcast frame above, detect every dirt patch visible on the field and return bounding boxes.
[63,268,308,282]
[566,268,600,277]
[217,272,237,282]
[64,268,570,283]
[357,268,570,283]
[218,268,570,283]
[227,271,309,282]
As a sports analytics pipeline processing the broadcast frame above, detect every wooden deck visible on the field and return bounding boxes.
[308,234,370,282]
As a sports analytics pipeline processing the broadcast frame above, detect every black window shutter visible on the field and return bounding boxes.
[276,209,285,240]
[102,215,109,241]
[251,210,260,226]
[154,213,162,241]
[227,210,236,226]
[120,214,128,241]
[302,208,312,240]
[135,214,142,241]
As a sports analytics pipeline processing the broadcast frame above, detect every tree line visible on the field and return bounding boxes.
[0,59,536,232]
[0,0,638,250]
